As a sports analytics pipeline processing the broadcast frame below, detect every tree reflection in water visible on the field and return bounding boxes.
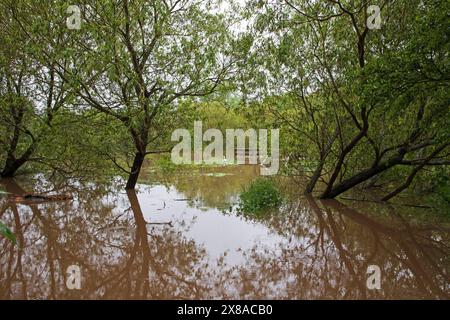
[222,197,449,299]
[0,178,448,299]
[0,179,211,299]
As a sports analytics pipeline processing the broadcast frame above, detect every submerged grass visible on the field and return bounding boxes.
[238,178,283,215]
[0,221,16,245]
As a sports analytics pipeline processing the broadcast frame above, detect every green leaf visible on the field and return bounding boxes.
[0,221,17,245]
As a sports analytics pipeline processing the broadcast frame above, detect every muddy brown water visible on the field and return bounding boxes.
[0,165,448,299]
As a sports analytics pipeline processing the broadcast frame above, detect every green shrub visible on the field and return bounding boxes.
[238,178,283,214]
[0,221,16,244]
[155,155,178,174]
[426,175,450,216]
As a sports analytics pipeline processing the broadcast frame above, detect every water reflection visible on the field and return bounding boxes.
[140,164,260,209]
[0,171,448,299]
[227,197,449,299]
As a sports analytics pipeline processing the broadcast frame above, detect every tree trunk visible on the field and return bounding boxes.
[1,143,36,177]
[125,152,145,190]
[381,167,420,202]
[320,155,403,199]
[381,144,449,201]
[322,125,368,198]
[304,128,339,195]
[1,160,22,177]
[304,160,324,195]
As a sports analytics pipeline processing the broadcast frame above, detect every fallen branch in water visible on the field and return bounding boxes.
[340,197,432,209]
[157,200,166,211]
[9,193,73,203]
[146,220,173,227]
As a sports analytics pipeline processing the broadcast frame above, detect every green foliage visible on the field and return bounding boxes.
[242,0,450,202]
[239,178,283,214]
[154,155,178,174]
[0,0,448,206]
[426,174,450,216]
[0,221,16,245]
[433,176,450,204]
[177,100,250,133]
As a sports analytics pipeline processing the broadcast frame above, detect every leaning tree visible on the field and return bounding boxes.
[245,0,449,200]
[60,0,240,189]
[0,0,73,177]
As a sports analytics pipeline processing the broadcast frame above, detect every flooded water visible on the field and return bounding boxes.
[0,164,449,299]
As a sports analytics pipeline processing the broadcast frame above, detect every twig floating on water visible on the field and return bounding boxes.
[340,197,432,209]
[146,221,173,227]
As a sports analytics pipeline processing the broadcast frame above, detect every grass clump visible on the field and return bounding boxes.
[238,178,283,214]
[0,221,16,245]
[154,155,178,174]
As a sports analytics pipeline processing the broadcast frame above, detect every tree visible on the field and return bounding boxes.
[245,0,450,200]
[0,0,72,177]
[53,0,239,189]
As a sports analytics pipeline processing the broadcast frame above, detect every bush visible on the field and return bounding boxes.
[155,155,178,174]
[238,178,282,214]
[0,221,16,244]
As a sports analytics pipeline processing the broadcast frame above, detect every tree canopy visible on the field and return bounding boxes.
[0,0,448,202]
